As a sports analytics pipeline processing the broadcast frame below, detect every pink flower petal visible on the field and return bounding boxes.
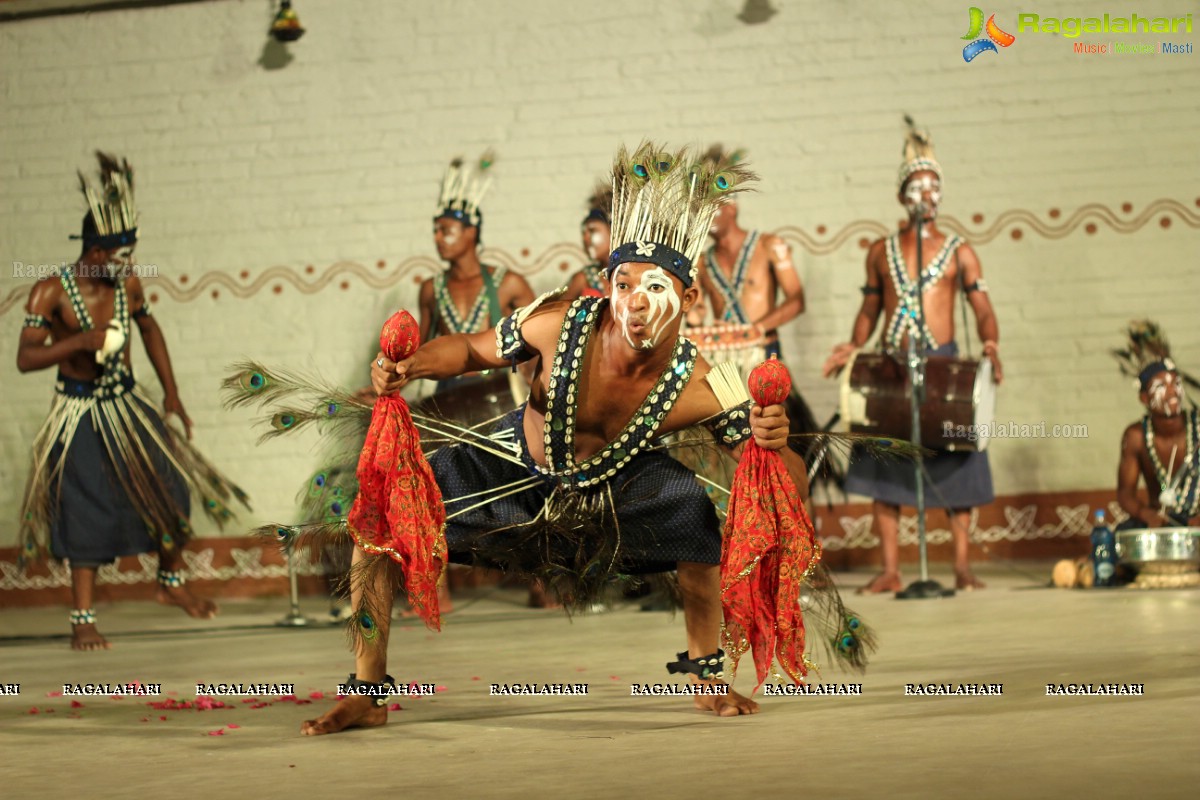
[308,691,324,700]
[470,676,480,681]
[227,724,240,729]
[241,698,257,704]
[435,685,447,693]
[70,701,85,708]
[27,707,39,715]
[335,694,347,700]
[46,691,64,697]
[159,716,167,721]
[387,703,402,711]
[207,729,225,736]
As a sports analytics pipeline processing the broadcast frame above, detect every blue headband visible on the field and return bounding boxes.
[607,241,692,288]
[582,208,610,226]
[71,228,138,250]
[1139,359,1176,390]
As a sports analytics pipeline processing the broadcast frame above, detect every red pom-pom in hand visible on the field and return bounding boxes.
[380,310,420,363]
[748,356,791,407]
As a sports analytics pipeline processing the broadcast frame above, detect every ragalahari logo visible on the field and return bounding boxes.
[962,7,1016,61]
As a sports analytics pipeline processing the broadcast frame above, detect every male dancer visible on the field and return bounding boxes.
[822,121,1002,593]
[416,154,535,356]
[17,152,246,649]
[694,145,805,358]
[1114,323,1200,529]
[564,183,612,300]
[298,143,811,733]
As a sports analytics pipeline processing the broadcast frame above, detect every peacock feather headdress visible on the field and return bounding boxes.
[75,150,138,249]
[1112,319,1198,391]
[702,143,748,171]
[435,150,496,230]
[898,115,943,191]
[608,141,755,288]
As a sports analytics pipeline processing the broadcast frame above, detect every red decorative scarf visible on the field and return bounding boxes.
[347,311,447,630]
[721,357,817,691]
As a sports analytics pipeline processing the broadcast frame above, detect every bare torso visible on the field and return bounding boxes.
[39,277,135,381]
[1125,420,1190,506]
[518,302,720,468]
[872,227,963,348]
[706,233,776,329]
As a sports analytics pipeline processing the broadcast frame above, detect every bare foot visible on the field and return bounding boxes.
[156,585,218,619]
[301,695,388,736]
[857,571,903,595]
[71,623,111,651]
[693,682,759,717]
[955,570,987,591]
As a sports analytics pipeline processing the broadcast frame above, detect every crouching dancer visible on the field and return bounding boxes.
[298,145,821,734]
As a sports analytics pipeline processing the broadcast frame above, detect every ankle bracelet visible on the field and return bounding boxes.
[69,608,97,626]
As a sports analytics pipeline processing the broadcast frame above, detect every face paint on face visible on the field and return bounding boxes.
[1147,372,1184,416]
[612,266,681,351]
[902,175,942,221]
[581,221,610,261]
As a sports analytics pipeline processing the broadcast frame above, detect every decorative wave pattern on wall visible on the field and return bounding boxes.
[3,198,1197,318]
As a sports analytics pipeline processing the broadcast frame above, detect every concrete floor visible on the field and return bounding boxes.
[1,562,1197,800]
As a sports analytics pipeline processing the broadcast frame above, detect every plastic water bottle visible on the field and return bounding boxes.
[1091,509,1117,588]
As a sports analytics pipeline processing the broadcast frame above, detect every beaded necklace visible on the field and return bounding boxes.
[583,262,606,292]
[59,269,132,398]
[706,230,759,324]
[883,232,962,351]
[1143,409,1200,517]
[538,296,697,488]
[433,266,506,334]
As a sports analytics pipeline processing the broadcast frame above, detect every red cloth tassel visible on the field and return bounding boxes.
[347,311,447,630]
[721,357,817,691]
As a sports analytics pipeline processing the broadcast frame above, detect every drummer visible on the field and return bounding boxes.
[417,152,535,388]
[693,145,805,359]
[1116,350,1200,530]
[822,119,1003,593]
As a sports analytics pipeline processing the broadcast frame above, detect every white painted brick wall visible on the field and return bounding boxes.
[1,0,1197,546]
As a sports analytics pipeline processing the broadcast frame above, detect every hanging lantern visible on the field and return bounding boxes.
[270,1,305,42]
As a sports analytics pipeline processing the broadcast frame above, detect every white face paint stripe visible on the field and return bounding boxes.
[613,267,681,350]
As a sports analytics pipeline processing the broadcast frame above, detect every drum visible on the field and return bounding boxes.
[838,351,996,451]
[1116,527,1200,566]
[414,370,526,432]
[686,322,769,378]
[1116,528,1200,589]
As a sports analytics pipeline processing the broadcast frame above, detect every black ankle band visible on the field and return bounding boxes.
[665,649,726,680]
[343,673,398,707]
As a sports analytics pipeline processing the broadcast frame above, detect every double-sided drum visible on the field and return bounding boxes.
[838,351,996,451]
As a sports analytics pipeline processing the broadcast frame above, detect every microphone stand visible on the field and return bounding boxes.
[897,207,954,600]
[276,539,314,627]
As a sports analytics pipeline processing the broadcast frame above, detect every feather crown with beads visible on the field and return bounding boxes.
[435,150,496,228]
[607,141,755,288]
[898,115,943,191]
[74,150,138,249]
